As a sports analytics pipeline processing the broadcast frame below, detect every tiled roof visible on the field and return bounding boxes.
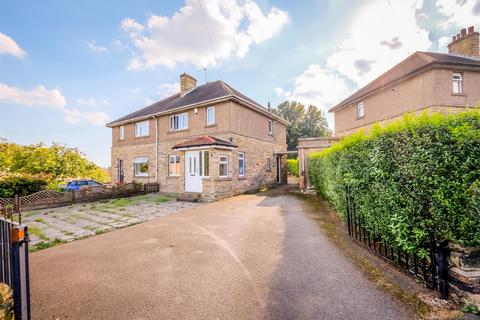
[172,135,237,149]
[106,80,269,126]
[329,51,480,112]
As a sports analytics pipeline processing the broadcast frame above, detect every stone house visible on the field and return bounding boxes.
[329,26,480,137]
[106,74,288,200]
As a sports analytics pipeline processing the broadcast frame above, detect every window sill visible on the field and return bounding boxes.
[205,123,216,128]
[238,176,247,180]
[451,93,467,97]
[268,133,273,137]
[167,128,189,134]
[167,175,180,179]
[134,175,149,178]
[134,135,150,139]
[356,116,365,120]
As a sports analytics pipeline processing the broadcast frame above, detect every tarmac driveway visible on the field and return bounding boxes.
[30,186,412,320]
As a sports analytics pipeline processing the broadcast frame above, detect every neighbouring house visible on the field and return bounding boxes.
[297,137,338,190]
[329,26,480,137]
[106,74,288,200]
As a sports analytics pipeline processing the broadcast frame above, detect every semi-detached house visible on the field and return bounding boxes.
[106,74,288,200]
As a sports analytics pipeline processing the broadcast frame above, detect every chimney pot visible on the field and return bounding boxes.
[448,27,480,58]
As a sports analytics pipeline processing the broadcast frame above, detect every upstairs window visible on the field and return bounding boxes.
[206,107,215,125]
[133,157,149,177]
[135,121,149,137]
[268,120,273,135]
[119,126,125,140]
[238,152,245,177]
[357,101,365,119]
[452,72,463,94]
[168,155,181,176]
[170,113,188,131]
[219,155,229,178]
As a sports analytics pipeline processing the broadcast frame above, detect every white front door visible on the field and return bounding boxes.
[185,151,202,192]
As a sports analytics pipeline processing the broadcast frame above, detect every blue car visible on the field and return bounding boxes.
[64,180,102,191]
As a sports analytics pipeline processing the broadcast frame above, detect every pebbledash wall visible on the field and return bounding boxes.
[110,100,287,200]
[333,68,480,137]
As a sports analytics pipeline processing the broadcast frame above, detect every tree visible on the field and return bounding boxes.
[0,142,109,184]
[272,101,305,151]
[273,101,331,150]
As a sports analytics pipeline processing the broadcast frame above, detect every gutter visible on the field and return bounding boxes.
[106,94,289,128]
[328,61,480,113]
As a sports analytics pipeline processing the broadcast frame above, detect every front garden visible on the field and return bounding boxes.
[21,194,199,251]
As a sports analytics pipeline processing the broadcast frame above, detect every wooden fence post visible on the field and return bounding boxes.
[71,190,75,204]
[14,194,20,214]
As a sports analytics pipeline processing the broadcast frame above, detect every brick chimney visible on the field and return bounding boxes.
[448,26,479,58]
[180,73,197,96]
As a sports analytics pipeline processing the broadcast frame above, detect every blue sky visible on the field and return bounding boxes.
[1,0,479,167]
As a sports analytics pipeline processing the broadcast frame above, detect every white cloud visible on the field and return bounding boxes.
[326,0,430,87]
[275,65,349,111]
[0,83,66,108]
[121,17,144,34]
[276,0,432,115]
[435,0,480,29]
[0,32,26,59]
[88,40,109,54]
[0,83,109,126]
[63,108,110,126]
[122,0,289,70]
[157,83,180,98]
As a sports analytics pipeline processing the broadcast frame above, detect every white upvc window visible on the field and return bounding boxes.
[219,155,229,178]
[133,157,149,177]
[135,121,149,137]
[119,126,125,140]
[206,107,215,125]
[170,113,189,131]
[168,155,181,176]
[268,119,273,135]
[199,150,209,177]
[452,72,463,94]
[357,101,365,119]
[238,152,245,177]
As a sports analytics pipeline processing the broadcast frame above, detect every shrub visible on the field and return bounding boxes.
[287,158,299,177]
[0,174,49,198]
[309,109,480,251]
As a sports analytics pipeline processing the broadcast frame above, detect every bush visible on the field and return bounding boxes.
[0,174,49,198]
[309,109,480,251]
[287,158,299,177]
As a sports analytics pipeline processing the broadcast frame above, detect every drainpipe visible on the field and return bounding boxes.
[153,115,159,184]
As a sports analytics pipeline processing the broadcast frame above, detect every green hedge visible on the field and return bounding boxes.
[287,158,299,177]
[309,109,480,253]
[0,175,49,198]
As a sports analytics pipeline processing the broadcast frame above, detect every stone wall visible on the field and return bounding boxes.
[448,245,480,308]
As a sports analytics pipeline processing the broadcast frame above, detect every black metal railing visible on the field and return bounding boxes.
[1,206,31,319]
[345,186,448,299]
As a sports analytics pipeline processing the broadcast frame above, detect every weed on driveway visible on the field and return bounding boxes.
[22,194,200,251]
